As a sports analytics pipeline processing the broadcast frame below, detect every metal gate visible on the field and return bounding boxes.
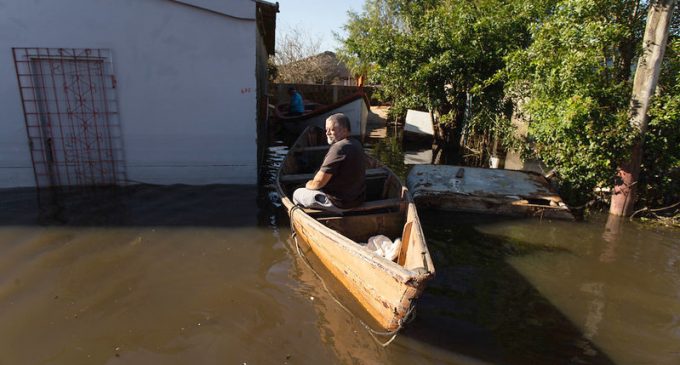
[13,48,126,189]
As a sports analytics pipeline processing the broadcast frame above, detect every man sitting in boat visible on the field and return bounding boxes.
[287,86,304,116]
[293,113,366,213]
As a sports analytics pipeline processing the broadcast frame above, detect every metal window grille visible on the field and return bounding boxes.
[12,47,126,189]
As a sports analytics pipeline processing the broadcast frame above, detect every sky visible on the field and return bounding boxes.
[275,0,366,52]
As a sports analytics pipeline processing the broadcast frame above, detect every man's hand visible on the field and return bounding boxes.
[305,170,332,190]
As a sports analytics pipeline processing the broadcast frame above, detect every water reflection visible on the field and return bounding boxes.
[474,214,680,365]
[402,212,611,364]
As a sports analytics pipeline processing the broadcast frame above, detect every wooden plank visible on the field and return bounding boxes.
[302,197,402,216]
[350,197,402,211]
[280,167,388,184]
[397,222,412,267]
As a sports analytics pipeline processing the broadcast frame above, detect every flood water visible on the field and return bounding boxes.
[1,132,679,364]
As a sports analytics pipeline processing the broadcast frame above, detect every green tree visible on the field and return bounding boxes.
[342,0,679,209]
[502,0,650,205]
[339,0,552,162]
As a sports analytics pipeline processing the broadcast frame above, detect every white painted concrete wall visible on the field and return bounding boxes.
[0,0,259,187]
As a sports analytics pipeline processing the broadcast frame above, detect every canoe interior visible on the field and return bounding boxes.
[279,128,408,245]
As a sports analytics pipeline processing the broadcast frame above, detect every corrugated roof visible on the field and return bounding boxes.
[255,0,278,55]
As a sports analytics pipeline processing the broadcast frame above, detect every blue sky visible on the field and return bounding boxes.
[276,0,366,52]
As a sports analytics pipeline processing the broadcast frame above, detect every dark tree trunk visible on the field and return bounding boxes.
[611,141,643,215]
[447,92,467,165]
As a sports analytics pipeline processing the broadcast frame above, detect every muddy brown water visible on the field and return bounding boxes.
[0,136,679,364]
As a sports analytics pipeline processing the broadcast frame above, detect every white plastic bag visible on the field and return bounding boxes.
[365,235,402,261]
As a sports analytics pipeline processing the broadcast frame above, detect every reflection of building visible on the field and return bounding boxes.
[0,0,277,188]
[277,51,357,86]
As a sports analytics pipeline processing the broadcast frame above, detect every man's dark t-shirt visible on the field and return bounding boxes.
[319,137,366,209]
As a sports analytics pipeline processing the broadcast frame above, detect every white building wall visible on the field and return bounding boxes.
[0,0,259,187]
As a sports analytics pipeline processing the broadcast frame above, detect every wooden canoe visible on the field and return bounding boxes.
[276,126,435,331]
[274,100,324,119]
[274,92,370,140]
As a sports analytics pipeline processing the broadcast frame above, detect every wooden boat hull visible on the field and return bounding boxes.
[275,101,323,119]
[407,165,575,220]
[276,93,369,140]
[277,127,434,331]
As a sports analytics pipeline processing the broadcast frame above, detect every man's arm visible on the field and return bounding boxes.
[305,170,332,190]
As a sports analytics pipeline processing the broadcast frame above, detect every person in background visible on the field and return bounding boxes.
[288,86,304,116]
[293,113,366,213]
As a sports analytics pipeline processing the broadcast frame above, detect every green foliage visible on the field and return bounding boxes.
[367,135,409,181]
[643,37,680,205]
[338,0,552,144]
[502,0,648,204]
[342,0,677,206]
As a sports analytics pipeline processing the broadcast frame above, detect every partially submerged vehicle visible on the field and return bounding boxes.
[276,126,435,331]
[407,165,574,220]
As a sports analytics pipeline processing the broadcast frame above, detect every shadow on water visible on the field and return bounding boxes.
[362,133,618,364]
[0,123,292,228]
[0,185,263,228]
[0,123,296,229]
[399,211,616,365]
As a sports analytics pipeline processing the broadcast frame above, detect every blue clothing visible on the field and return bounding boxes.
[289,91,304,114]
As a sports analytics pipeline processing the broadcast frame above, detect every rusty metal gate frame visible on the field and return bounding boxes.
[12,47,126,189]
